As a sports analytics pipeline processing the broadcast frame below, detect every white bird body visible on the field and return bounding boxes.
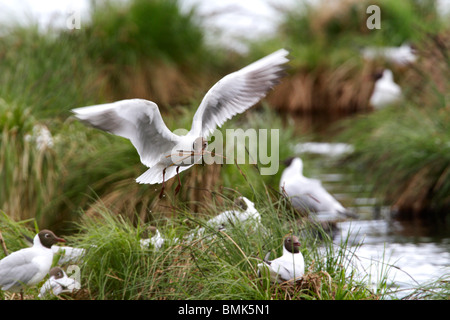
[258,235,304,284]
[52,245,86,265]
[369,69,402,109]
[186,197,261,241]
[140,227,166,250]
[72,49,289,186]
[280,157,348,220]
[0,230,65,292]
[362,44,417,66]
[207,197,261,228]
[38,267,80,298]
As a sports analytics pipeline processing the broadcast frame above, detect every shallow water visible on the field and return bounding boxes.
[297,142,450,298]
[335,219,450,298]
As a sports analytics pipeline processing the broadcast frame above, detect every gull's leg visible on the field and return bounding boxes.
[159,168,166,199]
[174,166,181,196]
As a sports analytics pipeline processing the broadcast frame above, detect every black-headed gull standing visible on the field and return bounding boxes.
[257,235,304,284]
[72,49,289,197]
[369,69,402,109]
[21,233,86,266]
[0,230,65,297]
[38,267,80,299]
[280,157,352,221]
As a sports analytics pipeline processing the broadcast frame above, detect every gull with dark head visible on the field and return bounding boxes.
[0,230,65,298]
[257,235,304,284]
[72,49,289,197]
[38,267,80,299]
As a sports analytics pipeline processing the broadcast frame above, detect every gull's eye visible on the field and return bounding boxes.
[45,233,50,238]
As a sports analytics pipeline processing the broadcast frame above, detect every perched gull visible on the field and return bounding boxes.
[0,230,65,295]
[362,43,417,66]
[280,157,352,221]
[206,196,261,230]
[24,124,54,151]
[22,233,86,266]
[257,235,304,284]
[72,49,289,196]
[140,226,166,250]
[38,267,80,299]
[186,196,261,241]
[369,69,402,109]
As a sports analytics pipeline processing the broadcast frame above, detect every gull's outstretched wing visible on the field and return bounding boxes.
[190,49,289,138]
[72,99,180,168]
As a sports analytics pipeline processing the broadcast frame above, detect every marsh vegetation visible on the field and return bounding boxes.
[0,0,448,300]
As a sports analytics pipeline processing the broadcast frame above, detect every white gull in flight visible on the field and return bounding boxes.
[72,49,289,196]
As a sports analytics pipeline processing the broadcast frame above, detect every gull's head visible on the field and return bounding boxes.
[371,69,384,82]
[36,229,65,248]
[234,197,248,211]
[371,68,394,82]
[49,267,65,280]
[283,157,303,174]
[141,226,158,239]
[193,137,208,153]
[284,235,301,254]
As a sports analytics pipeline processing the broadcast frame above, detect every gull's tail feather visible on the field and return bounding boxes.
[136,164,193,184]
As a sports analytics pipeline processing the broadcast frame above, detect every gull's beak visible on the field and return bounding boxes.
[56,237,66,243]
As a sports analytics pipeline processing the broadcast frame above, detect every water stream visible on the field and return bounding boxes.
[295,142,450,299]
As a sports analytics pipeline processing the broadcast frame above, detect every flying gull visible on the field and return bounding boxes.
[72,49,289,197]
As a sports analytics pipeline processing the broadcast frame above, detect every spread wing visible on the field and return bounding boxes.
[72,99,180,168]
[190,49,289,138]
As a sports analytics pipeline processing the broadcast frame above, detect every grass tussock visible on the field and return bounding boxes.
[0,99,61,226]
[255,0,446,116]
[1,192,399,300]
[336,31,450,219]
